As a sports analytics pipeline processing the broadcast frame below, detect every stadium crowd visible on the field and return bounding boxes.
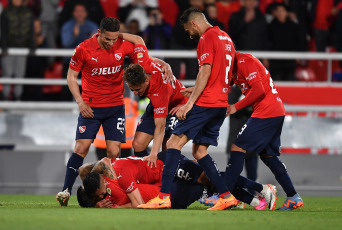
[0,0,342,101]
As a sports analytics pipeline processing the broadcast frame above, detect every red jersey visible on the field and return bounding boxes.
[232,52,285,118]
[196,26,235,107]
[134,44,188,118]
[69,34,135,107]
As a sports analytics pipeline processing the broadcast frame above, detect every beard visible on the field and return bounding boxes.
[190,32,200,44]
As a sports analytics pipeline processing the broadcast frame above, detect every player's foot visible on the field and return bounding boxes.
[56,189,70,207]
[137,196,171,209]
[234,200,245,209]
[278,194,303,211]
[253,195,268,211]
[207,194,237,211]
[198,187,209,205]
[260,184,277,210]
[202,193,219,207]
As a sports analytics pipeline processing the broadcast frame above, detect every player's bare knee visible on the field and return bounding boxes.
[132,139,146,152]
[106,149,120,158]
[231,144,246,153]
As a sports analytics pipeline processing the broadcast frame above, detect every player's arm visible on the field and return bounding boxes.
[176,64,212,120]
[118,33,145,45]
[144,117,166,167]
[79,161,97,181]
[67,68,94,118]
[228,65,266,116]
[90,158,115,179]
[150,57,173,82]
[127,188,145,208]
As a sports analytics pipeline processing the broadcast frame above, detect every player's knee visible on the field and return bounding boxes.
[74,144,90,158]
[106,148,120,158]
[231,144,246,153]
[132,139,147,152]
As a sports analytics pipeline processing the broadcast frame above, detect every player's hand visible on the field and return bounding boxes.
[143,154,158,168]
[226,104,237,117]
[78,101,94,118]
[180,87,194,98]
[161,63,174,83]
[176,103,193,120]
[169,104,183,115]
[95,199,113,208]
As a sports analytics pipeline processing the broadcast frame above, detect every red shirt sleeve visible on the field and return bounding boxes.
[234,61,266,110]
[122,40,135,60]
[134,44,153,74]
[69,45,86,72]
[197,36,214,68]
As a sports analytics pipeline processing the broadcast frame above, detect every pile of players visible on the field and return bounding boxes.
[56,8,304,211]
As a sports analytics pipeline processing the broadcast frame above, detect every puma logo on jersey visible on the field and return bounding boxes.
[91,57,98,62]
[91,66,122,76]
[239,59,245,63]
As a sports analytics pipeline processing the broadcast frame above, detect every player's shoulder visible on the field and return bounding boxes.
[236,52,255,65]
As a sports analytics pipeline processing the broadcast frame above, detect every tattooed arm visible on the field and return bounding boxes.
[90,158,116,179]
[79,161,97,181]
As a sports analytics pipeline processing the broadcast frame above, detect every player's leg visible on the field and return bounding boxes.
[57,108,102,206]
[171,179,205,209]
[133,103,155,157]
[102,105,126,158]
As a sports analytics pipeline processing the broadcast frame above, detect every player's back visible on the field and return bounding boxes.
[196,26,235,107]
[234,52,285,118]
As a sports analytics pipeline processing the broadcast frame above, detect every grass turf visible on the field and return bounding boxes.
[0,195,341,230]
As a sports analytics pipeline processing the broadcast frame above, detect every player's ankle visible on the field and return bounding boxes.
[158,192,170,199]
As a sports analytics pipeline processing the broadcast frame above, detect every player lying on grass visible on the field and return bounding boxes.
[76,152,277,210]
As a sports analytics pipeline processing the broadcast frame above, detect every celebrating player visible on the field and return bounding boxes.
[138,8,237,211]
[224,51,303,211]
[57,17,172,206]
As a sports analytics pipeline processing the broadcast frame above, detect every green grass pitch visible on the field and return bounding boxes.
[0,195,341,230]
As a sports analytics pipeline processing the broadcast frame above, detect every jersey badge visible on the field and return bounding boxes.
[107,187,111,195]
[137,53,143,58]
[79,126,86,133]
[115,53,122,61]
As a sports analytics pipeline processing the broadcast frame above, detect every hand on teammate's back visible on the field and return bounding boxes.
[78,101,94,118]
[176,103,193,120]
[161,63,174,83]
[143,154,158,168]
[180,87,194,98]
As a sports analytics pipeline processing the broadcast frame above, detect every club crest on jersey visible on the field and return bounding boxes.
[79,126,86,133]
[115,53,122,61]
[107,187,111,195]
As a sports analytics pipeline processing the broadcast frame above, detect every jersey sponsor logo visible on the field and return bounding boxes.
[134,47,146,53]
[218,35,232,42]
[154,107,166,114]
[126,182,135,192]
[225,44,231,51]
[200,53,209,61]
[115,53,122,61]
[91,57,98,62]
[70,58,76,66]
[137,53,143,58]
[246,72,257,81]
[79,126,86,133]
[91,66,122,76]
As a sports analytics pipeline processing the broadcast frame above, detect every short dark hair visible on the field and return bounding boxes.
[77,186,96,208]
[100,17,120,33]
[180,7,203,25]
[83,171,101,199]
[123,64,146,86]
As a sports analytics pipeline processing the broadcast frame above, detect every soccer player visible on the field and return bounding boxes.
[138,8,237,211]
[57,17,172,206]
[117,33,187,165]
[224,51,304,211]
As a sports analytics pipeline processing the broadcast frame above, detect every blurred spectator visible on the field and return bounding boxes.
[118,0,158,32]
[40,0,59,49]
[215,0,241,32]
[204,3,225,30]
[229,0,268,51]
[311,0,335,52]
[127,19,142,36]
[143,8,172,50]
[167,0,204,80]
[58,0,104,29]
[99,0,119,18]
[1,0,35,101]
[60,3,98,101]
[268,4,305,81]
[259,0,283,14]
[25,0,41,19]
[23,19,48,101]
[60,4,98,48]
[119,22,128,33]
[157,0,179,27]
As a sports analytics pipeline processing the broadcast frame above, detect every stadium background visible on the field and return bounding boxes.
[0,0,341,198]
